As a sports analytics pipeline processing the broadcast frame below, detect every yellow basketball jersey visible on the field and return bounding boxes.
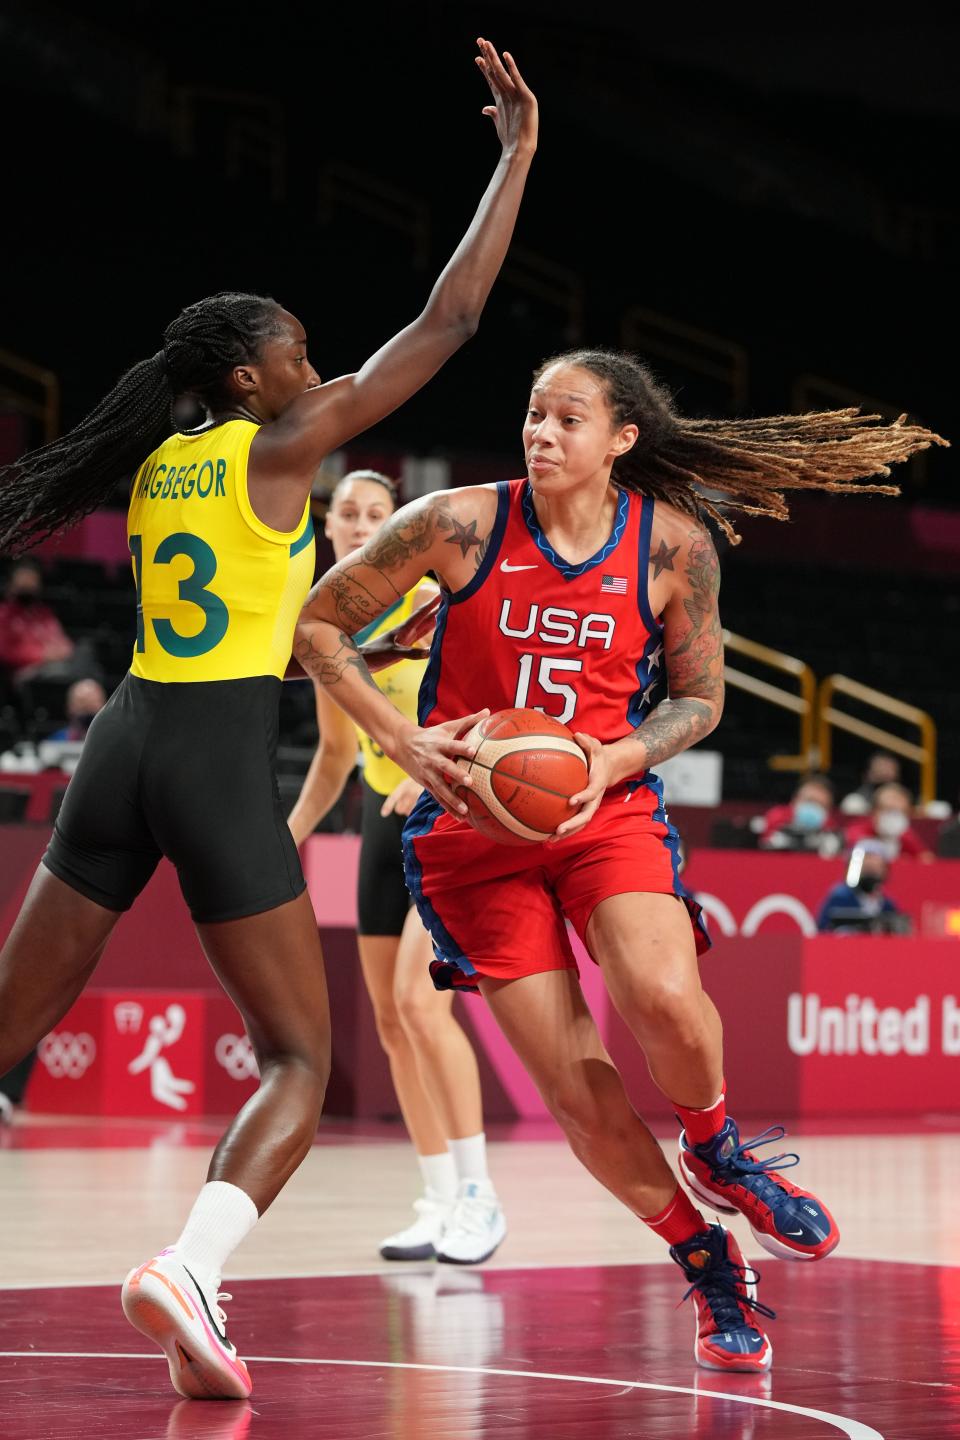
[127,420,314,682]
[355,587,432,796]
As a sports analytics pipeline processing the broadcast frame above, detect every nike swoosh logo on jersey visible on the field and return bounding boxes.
[500,560,538,572]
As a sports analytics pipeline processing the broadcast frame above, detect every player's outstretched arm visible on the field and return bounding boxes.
[256,40,536,483]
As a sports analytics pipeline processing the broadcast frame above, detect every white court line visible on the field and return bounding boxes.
[0,1250,956,1291]
[0,1351,885,1439]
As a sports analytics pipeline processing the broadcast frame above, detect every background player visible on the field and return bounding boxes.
[293,348,943,1371]
[0,39,537,1398]
[289,469,505,1264]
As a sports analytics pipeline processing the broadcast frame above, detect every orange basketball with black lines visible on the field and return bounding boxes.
[455,708,589,845]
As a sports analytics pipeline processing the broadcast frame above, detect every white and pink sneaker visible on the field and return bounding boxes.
[121,1248,252,1400]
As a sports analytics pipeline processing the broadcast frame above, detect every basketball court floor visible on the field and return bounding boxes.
[1,1114,957,1438]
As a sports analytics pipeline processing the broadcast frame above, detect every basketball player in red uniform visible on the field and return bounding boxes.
[295,349,942,1370]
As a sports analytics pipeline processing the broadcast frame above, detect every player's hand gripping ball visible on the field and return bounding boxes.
[455,708,589,845]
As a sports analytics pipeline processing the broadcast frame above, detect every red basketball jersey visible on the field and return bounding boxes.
[420,480,663,790]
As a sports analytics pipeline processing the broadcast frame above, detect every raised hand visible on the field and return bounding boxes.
[475,37,538,158]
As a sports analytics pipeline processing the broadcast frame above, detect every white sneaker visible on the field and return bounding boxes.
[379,1188,454,1260]
[121,1248,252,1399]
[436,1180,507,1265]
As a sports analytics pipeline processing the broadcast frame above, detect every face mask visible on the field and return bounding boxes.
[857,874,882,894]
[72,713,98,730]
[792,800,827,831]
[875,810,909,839]
[11,590,40,606]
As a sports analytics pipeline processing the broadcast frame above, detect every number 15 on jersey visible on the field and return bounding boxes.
[513,653,583,726]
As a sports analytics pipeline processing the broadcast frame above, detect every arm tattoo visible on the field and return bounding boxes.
[318,569,397,634]
[649,539,679,579]
[294,628,379,691]
[629,526,723,766]
[629,697,714,765]
[308,492,492,638]
[313,497,441,635]
[473,529,490,572]
[443,516,483,559]
[667,527,724,703]
[672,529,721,659]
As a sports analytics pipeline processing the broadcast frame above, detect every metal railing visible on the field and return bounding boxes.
[317,162,431,267]
[817,675,937,806]
[722,630,817,773]
[502,243,584,343]
[171,87,287,202]
[623,308,749,411]
[0,347,59,444]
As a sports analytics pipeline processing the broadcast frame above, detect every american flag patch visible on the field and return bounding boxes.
[600,574,628,595]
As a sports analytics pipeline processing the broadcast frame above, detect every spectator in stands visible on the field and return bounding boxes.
[49,678,108,742]
[817,843,908,935]
[760,774,842,856]
[844,782,933,862]
[0,561,74,683]
[840,751,904,815]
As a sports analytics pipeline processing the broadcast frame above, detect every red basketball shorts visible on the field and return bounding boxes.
[402,774,710,993]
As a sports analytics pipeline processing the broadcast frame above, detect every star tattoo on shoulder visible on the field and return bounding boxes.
[650,539,680,579]
[444,517,483,558]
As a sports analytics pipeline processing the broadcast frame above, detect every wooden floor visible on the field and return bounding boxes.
[1,1115,959,1438]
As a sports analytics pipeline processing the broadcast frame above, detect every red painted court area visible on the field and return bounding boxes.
[2,1260,958,1438]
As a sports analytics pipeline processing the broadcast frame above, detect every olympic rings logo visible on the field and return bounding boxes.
[215,1033,259,1081]
[39,1031,97,1079]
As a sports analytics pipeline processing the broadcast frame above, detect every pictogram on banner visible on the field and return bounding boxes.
[127,1003,196,1111]
[113,1000,144,1034]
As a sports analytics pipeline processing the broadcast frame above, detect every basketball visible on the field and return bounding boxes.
[455,708,589,845]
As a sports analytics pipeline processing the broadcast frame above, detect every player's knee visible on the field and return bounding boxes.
[393,983,436,1045]
[542,1077,603,1141]
[626,973,705,1049]
[370,998,407,1057]
[256,1033,331,1096]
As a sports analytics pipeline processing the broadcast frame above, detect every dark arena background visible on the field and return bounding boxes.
[0,5,958,1438]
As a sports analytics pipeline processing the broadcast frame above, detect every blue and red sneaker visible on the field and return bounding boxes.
[670,1224,774,1372]
[679,1119,840,1262]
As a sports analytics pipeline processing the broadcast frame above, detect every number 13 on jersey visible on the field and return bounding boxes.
[514,653,582,725]
[130,531,229,658]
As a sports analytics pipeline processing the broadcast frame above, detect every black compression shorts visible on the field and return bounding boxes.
[357,775,413,937]
[43,672,306,923]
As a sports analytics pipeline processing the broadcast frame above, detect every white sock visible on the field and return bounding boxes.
[173,1181,259,1291]
[448,1133,490,1185]
[417,1150,458,1200]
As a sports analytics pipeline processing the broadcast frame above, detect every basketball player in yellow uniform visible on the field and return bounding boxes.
[289,471,506,1265]
[0,41,536,1399]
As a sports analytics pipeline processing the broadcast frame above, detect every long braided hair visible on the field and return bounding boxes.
[534,349,949,544]
[0,292,287,554]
